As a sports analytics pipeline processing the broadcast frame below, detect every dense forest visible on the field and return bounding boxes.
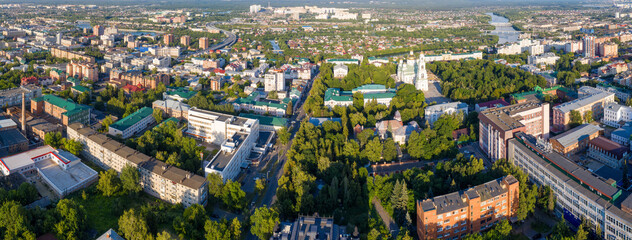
[429,59,547,103]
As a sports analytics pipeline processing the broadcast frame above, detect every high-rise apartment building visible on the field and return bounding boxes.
[199,37,209,49]
[180,35,191,46]
[93,25,104,36]
[163,34,174,45]
[66,61,98,82]
[583,36,596,58]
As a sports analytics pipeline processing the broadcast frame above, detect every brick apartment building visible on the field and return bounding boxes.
[416,175,520,240]
[479,101,550,161]
[109,70,170,90]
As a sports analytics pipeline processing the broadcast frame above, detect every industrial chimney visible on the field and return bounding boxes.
[21,92,26,133]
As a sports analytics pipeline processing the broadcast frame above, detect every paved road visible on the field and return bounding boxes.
[180,26,237,60]
[372,197,399,238]
[425,81,451,104]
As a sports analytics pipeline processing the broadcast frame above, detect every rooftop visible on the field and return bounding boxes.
[239,113,287,127]
[480,101,545,131]
[109,107,154,132]
[553,89,613,114]
[589,136,628,159]
[550,124,603,149]
[33,95,90,117]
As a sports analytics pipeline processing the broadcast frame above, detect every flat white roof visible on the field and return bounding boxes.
[0,145,54,172]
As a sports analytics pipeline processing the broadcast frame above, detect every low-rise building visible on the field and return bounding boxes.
[0,145,98,198]
[68,123,208,207]
[324,84,396,109]
[416,175,519,240]
[474,99,510,112]
[604,103,632,128]
[549,124,603,156]
[108,107,155,139]
[424,102,468,126]
[528,52,560,66]
[152,99,190,119]
[611,123,632,149]
[587,136,628,169]
[271,216,350,240]
[31,95,91,125]
[333,64,348,78]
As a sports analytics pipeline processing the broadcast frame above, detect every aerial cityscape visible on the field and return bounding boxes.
[1,0,632,240]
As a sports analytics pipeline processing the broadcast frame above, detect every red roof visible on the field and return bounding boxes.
[214,69,225,74]
[122,84,146,92]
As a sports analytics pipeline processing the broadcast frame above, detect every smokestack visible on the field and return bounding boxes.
[21,92,25,133]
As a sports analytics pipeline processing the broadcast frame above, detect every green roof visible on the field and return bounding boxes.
[510,86,571,101]
[67,77,81,85]
[72,85,90,93]
[165,88,196,100]
[239,113,288,127]
[234,92,291,109]
[33,95,90,117]
[109,107,154,131]
[325,84,395,102]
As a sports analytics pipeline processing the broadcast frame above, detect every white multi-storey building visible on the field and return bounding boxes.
[68,123,208,207]
[265,72,285,92]
[603,103,632,128]
[508,133,632,240]
[108,107,155,139]
[185,108,259,182]
[397,52,428,91]
[424,102,468,126]
[528,52,560,66]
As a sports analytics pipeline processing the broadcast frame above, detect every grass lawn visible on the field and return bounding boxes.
[66,184,185,235]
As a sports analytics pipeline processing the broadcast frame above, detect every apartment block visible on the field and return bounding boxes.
[180,35,191,46]
[508,132,632,240]
[199,37,209,49]
[67,61,98,82]
[416,175,519,240]
[31,95,90,125]
[185,108,259,181]
[50,48,95,63]
[265,72,286,92]
[163,34,174,45]
[109,70,170,90]
[68,123,208,207]
[479,101,550,161]
[552,86,615,131]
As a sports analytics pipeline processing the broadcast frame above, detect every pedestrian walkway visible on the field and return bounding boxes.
[372,197,399,237]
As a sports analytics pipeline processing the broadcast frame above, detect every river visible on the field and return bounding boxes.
[487,12,521,45]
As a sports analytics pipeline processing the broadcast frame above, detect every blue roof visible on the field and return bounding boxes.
[309,117,341,126]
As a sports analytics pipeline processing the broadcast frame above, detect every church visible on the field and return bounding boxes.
[397,51,429,91]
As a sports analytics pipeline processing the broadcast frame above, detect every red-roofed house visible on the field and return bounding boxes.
[122,84,146,94]
[21,76,38,85]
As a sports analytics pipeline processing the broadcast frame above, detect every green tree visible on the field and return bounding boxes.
[207,173,224,199]
[286,100,293,116]
[221,180,246,210]
[362,137,383,162]
[173,204,206,240]
[483,220,512,240]
[277,127,291,145]
[62,138,83,156]
[121,165,142,194]
[0,201,36,240]
[155,231,172,240]
[250,206,279,240]
[382,138,398,162]
[153,108,163,124]
[569,110,582,128]
[118,209,153,240]
[255,178,266,196]
[583,110,593,123]
[45,132,63,148]
[97,169,121,197]
[100,115,114,133]
[352,91,364,110]
[54,199,87,240]
[268,91,278,99]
